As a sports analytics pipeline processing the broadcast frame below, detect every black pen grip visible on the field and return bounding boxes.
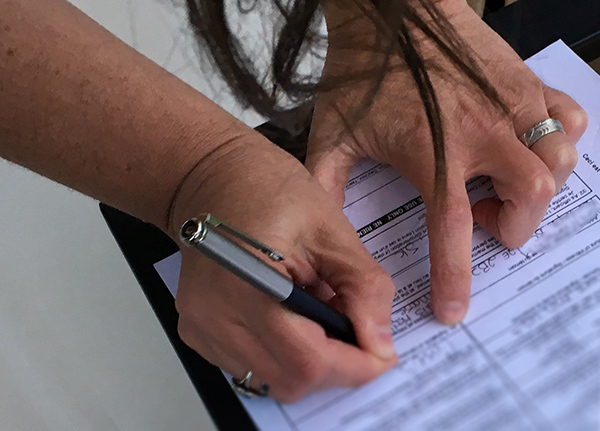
[282,285,358,346]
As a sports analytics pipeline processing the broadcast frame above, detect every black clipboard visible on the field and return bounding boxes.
[100,3,600,429]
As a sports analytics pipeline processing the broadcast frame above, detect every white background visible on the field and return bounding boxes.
[0,0,263,429]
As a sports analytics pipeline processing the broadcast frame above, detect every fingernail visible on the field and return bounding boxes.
[372,325,396,359]
[439,301,466,325]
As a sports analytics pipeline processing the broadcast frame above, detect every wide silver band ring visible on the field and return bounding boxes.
[520,118,565,149]
[231,371,270,398]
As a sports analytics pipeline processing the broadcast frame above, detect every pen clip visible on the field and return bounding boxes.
[202,214,285,262]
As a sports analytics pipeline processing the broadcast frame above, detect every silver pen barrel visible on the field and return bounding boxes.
[180,219,294,301]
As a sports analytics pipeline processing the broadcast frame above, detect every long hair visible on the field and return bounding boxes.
[185,0,507,189]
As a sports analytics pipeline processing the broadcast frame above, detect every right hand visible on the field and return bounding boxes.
[168,130,398,402]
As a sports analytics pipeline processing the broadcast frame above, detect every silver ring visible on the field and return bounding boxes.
[520,118,565,148]
[231,371,270,398]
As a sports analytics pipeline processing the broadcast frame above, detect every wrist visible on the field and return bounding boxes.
[165,131,296,241]
[165,131,247,240]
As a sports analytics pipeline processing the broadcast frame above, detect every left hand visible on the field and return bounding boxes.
[306,0,588,324]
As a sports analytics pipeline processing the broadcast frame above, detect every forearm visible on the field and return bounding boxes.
[0,0,248,231]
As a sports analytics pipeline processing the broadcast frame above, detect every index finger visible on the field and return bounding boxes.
[423,172,474,325]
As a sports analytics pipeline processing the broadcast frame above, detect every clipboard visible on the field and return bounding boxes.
[100,203,257,431]
[99,3,600,429]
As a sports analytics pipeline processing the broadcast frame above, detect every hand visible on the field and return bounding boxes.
[307,0,588,324]
[168,131,398,402]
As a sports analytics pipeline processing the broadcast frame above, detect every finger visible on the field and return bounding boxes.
[304,280,336,303]
[176,256,307,400]
[248,206,398,361]
[180,221,395,399]
[543,86,588,144]
[513,90,578,193]
[178,315,304,402]
[472,136,555,248]
[247,304,396,401]
[190,247,395,398]
[307,215,398,360]
[177,260,323,403]
[317,337,398,390]
[423,173,473,325]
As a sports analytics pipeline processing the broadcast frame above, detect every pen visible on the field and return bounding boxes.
[179,215,358,346]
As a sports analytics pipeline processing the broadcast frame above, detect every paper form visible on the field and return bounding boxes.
[155,41,600,431]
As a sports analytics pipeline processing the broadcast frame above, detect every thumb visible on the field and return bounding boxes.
[309,217,397,361]
[305,124,361,206]
[424,176,473,325]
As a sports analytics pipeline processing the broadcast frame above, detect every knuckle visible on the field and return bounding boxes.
[524,171,556,204]
[294,354,328,387]
[176,318,208,351]
[363,266,394,291]
[427,197,472,237]
[340,265,395,308]
[175,296,195,321]
[175,296,208,329]
[553,146,578,173]
[569,107,589,135]
[443,200,471,225]
[431,262,471,286]
[511,86,545,116]
[267,369,312,403]
[176,320,194,344]
[425,193,471,229]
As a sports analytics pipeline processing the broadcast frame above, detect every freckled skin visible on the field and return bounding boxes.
[0,0,398,401]
[0,0,248,231]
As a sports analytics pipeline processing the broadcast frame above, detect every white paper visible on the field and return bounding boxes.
[155,41,600,431]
